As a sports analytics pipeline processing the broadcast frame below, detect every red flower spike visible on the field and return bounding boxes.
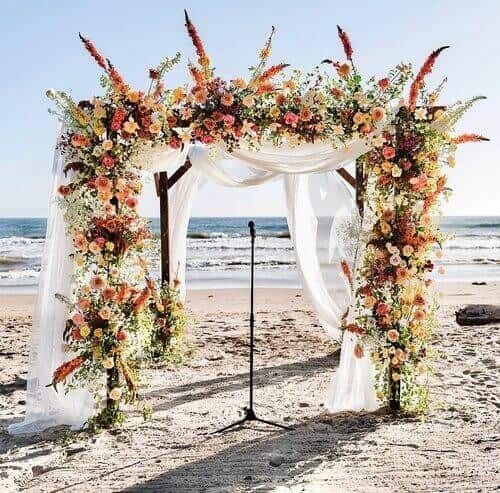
[106,59,129,94]
[408,46,450,112]
[337,25,353,61]
[257,63,290,84]
[78,33,107,70]
[451,134,489,144]
[184,9,209,68]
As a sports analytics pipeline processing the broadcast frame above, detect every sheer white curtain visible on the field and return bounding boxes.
[11,137,379,435]
[8,132,94,435]
[183,143,379,411]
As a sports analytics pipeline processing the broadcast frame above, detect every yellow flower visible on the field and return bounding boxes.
[123,118,139,134]
[92,122,105,136]
[447,155,456,167]
[283,79,296,91]
[373,165,381,175]
[382,161,393,172]
[242,95,254,108]
[232,78,247,89]
[79,325,90,338]
[126,90,140,103]
[75,254,85,268]
[105,241,115,252]
[149,122,162,134]
[92,347,102,360]
[102,140,113,151]
[94,328,103,338]
[380,221,391,235]
[269,106,281,118]
[93,105,106,119]
[109,387,122,401]
[391,372,401,382]
[75,109,90,126]
[353,112,365,125]
[102,357,114,369]
[433,109,445,121]
[172,87,186,104]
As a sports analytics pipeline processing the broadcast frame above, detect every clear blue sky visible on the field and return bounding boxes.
[1,0,498,217]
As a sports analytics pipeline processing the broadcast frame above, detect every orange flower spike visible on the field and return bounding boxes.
[408,46,450,112]
[188,64,206,87]
[78,33,107,70]
[133,286,151,314]
[341,259,353,284]
[257,63,290,84]
[106,59,129,94]
[337,25,353,61]
[451,134,489,144]
[52,356,86,386]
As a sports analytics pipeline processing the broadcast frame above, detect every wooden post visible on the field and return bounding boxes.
[157,171,170,285]
[355,159,364,217]
[155,157,193,286]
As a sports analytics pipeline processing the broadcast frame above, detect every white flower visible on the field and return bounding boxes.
[414,108,427,120]
[102,357,114,369]
[392,166,402,177]
[332,125,344,136]
[372,134,385,147]
[109,387,122,401]
[389,254,401,266]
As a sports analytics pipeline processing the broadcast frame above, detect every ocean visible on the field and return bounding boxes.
[1,216,499,293]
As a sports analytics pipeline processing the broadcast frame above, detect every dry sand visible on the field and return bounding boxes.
[0,283,499,492]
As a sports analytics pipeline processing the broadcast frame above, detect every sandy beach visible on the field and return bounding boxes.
[1,282,499,492]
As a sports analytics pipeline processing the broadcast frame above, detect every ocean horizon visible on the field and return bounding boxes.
[1,215,499,294]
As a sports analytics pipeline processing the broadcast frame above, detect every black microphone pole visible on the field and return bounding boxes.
[212,220,292,433]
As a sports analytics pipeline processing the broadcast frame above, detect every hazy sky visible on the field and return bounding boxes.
[1,0,498,217]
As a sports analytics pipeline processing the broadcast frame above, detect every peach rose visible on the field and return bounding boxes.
[371,107,386,122]
[99,307,112,320]
[103,288,117,301]
[71,312,85,326]
[382,146,396,160]
[95,176,112,193]
[74,233,89,252]
[298,108,313,122]
[387,329,399,342]
[221,93,234,106]
[90,275,106,290]
[77,298,91,310]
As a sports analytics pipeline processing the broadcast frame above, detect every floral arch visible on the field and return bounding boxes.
[9,11,486,433]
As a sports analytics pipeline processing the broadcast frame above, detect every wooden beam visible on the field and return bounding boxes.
[168,158,192,189]
[335,168,356,188]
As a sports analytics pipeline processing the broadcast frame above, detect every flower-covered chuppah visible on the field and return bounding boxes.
[8,11,486,433]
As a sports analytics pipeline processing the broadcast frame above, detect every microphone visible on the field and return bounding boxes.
[248,220,255,238]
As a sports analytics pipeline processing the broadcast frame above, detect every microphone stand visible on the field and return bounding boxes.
[212,221,292,433]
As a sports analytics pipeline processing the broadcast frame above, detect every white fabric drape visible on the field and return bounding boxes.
[12,135,382,435]
[8,132,94,435]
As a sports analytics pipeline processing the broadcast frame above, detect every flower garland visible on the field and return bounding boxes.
[49,37,186,427]
[46,15,486,427]
[347,50,487,413]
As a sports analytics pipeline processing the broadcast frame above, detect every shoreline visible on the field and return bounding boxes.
[1,281,498,313]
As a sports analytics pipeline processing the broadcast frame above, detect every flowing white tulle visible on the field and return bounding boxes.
[8,133,94,435]
[11,138,382,434]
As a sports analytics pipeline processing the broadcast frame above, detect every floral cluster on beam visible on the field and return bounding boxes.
[348,52,486,413]
[46,11,485,428]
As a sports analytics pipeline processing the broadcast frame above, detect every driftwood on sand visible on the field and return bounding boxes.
[456,305,500,326]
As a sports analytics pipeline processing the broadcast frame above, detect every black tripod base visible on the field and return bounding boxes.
[212,407,293,434]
